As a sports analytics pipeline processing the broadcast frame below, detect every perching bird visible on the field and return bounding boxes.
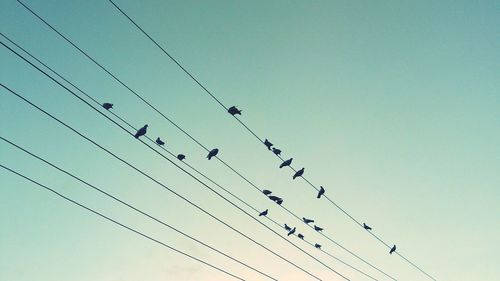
[134,125,148,139]
[298,233,304,240]
[227,106,242,116]
[102,103,113,110]
[272,148,281,156]
[177,154,186,161]
[363,223,372,230]
[155,137,165,146]
[390,245,396,254]
[276,199,283,205]
[303,217,314,224]
[207,148,219,160]
[280,158,293,168]
[293,168,304,179]
[259,209,268,217]
[268,195,281,202]
[314,225,323,232]
[284,224,291,231]
[317,186,325,199]
[315,243,322,249]
[264,139,273,150]
[287,227,296,236]
[262,189,272,196]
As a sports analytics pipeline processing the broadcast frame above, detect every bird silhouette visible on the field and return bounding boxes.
[287,227,296,236]
[227,106,242,116]
[177,154,186,161]
[280,158,293,168]
[390,245,396,254]
[259,209,268,217]
[315,243,322,249]
[272,148,281,155]
[207,148,219,160]
[302,217,314,224]
[268,195,281,202]
[284,224,291,231]
[264,139,273,150]
[262,190,272,195]
[276,199,283,205]
[293,168,304,179]
[314,225,323,232]
[102,103,113,110]
[298,233,304,239]
[317,186,325,199]
[155,137,165,146]
[134,125,148,139]
[363,223,372,230]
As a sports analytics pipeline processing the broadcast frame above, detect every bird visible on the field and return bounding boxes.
[262,189,272,195]
[279,158,293,168]
[155,137,165,146]
[287,227,296,236]
[259,209,268,217]
[134,125,148,139]
[363,223,372,230]
[268,195,281,202]
[177,154,186,161]
[390,245,396,254]
[102,103,113,110]
[315,243,322,249]
[302,217,314,224]
[264,139,273,150]
[272,148,281,155]
[293,168,304,179]
[317,186,325,199]
[207,148,219,160]
[314,225,323,232]
[276,199,283,205]
[298,233,304,239]
[227,106,242,116]
[284,224,291,231]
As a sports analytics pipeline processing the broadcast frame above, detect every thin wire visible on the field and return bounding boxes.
[0,136,278,281]
[0,164,245,281]
[102,1,437,280]
[1,66,336,281]
[0,33,389,281]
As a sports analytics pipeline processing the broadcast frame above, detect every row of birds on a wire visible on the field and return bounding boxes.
[103,102,397,255]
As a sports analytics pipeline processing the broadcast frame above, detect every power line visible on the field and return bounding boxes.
[0,32,390,281]
[0,135,278,281]
[0,75,326,280]
[102,1,437,280]
[0,163,245,281]
[7,2,395,278]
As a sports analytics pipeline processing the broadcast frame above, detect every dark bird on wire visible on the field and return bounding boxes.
[134,125,148,139]
[268,195,281,202]
[264,139,273,150]
[317,186,325,199]
[284,224,291,231]
[303,217,314,224]
[272,148,282,155]
[262,189,272,196]
[314,225,324,232]
[315,243,322,249]
[228,106,242,116]
[288,227,296,236]
[293,168,304,179]
[155,137,165,146]
[102,102,113,110]
[207,148,219,160]
[280,158,293,168]
[276,199,283,205]
[177,154,186,161]
[298,233,304,239]
[363,223,372,230]
[390,245,396,254]
[259,209,268,217]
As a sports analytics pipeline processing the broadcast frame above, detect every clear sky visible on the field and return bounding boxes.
[1,0,499,280]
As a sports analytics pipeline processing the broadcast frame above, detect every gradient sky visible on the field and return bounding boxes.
[1,0,499,280]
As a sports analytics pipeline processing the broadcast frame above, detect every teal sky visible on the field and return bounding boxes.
[1,0,499,280]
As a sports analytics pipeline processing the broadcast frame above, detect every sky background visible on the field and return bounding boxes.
[1,0,499,280]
